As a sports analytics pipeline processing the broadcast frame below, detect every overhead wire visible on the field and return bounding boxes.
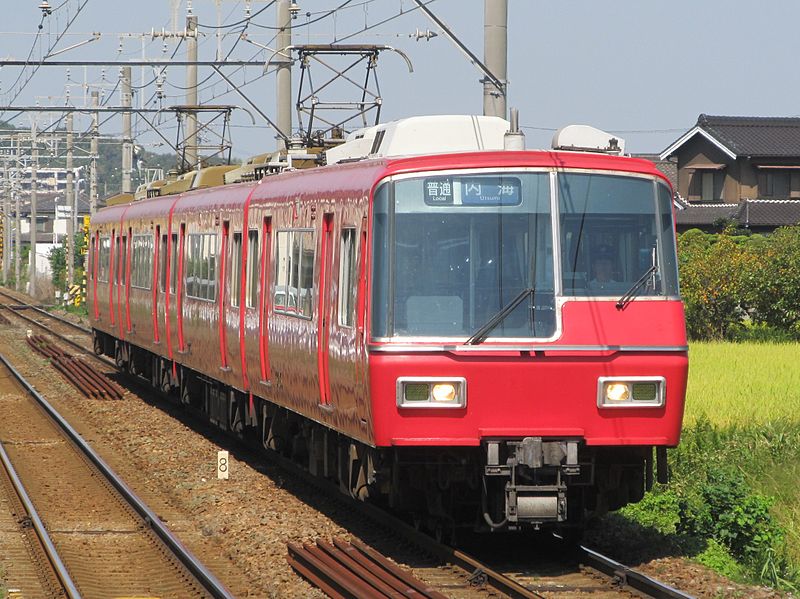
[1,0,91,116]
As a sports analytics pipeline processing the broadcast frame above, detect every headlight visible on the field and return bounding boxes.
[397,378,466,408]
[605,382,630,402]
[432,383,457,402]
[598,377,665,408]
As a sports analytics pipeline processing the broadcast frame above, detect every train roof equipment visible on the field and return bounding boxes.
[551,124,626,155]
[324,115,511,165]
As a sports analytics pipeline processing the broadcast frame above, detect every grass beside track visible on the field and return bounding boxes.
[602,341,800,591]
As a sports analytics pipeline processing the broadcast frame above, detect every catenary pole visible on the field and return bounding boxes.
[483,0,507,119]
[121,67,133,193]
[90,91,99,215]
[29,127,38,295]
[185,14,199,170]
[66,112,74,288]
[275,0,292,150]
[14,137,21,291]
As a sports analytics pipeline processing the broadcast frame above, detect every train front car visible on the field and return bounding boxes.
[367,151,688,534]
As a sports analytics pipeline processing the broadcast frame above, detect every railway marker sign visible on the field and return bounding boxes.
[217,450,229,480]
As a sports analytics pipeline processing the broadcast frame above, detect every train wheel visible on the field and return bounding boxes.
[114,343,127,369]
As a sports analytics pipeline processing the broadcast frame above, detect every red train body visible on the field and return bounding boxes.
[89,147,688,534]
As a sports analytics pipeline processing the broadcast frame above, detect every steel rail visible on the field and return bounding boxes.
[0,288,91,334]
[0,350,235,599]
[0,304,90,354]
[0,436,82,599]
[0,292,694,598]
[261,420,694,599]
[580,546,694,599]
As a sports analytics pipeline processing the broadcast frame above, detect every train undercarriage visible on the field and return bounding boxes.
[96,332,667,540]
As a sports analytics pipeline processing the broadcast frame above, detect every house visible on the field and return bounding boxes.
[660,115,800,231]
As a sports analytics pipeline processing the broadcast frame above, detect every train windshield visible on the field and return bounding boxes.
[371,172,557,339]
[558,174,679,298]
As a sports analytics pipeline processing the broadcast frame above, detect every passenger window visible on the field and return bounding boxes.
[338,227,357,327]
[231,231,242,307]
[170,233,178,294]
[246,229,259,308]
[159,234,168,292]
[274,229,315,318]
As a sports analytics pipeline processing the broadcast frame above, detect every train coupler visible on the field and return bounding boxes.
[483,437,586,527]
[506,485,567,523]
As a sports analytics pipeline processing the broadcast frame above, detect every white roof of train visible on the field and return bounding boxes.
[324,115,511,164]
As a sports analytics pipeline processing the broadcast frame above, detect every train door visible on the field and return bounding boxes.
[116,232,127,338]
[152,225,161,343]
[124,229,132,333]
[220,221,234,372]
[317,213,334,406]
[166,225,183,355]
[258,217,273,384]
[109,229,116,327]
[241,225,261,390]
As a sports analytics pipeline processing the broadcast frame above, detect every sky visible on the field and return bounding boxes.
[2,0,800,161]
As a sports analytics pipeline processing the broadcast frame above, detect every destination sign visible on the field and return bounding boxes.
[423,176,521,206]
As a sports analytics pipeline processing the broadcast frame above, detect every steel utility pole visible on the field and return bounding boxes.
[90,91,99,215]
[14,138,21,292]
[185,14,199,169]
[121,67,133,193]
[29,127,38,294]
[483,0,507,119]
[276,0,292,150]
[66,112,75,288]
[2,157,9,285]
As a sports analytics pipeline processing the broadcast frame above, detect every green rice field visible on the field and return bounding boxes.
[685,342,800,426]
[682,342,800,580]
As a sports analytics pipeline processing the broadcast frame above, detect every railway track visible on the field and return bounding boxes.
[0,348,233,598]
[0,288,695,599]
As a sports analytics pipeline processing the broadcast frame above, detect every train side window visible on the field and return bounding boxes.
[206,233,218,301]
[246,229,259,308]
[117,236,127,285]
[298,231,315,317]
[274,231,294,313]
[185,232,217,301]
[159,234,168,292]
[274,229,314,317]
[170,233,178,294]
[231,231,242,307]
[131,234,153,289]
[98,236,110,282]
[338,227,357,327]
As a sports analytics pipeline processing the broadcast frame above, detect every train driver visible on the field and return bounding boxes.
[588,245,621,292]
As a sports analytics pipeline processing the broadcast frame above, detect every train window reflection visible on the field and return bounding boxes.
[558,174,678,297]
[373,172,556,339]
[274,229,315,318]
[98,236,110,283]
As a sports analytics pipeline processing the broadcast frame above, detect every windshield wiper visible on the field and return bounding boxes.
[466,287,535,345]
[616,265,657,310]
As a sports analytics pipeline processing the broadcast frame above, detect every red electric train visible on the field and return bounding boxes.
[88,116,688,537]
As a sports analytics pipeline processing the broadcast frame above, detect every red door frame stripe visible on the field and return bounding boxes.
[152,225,160,343]
[219,222,229,369]
[258,217,272,382]
[317,213,334,405]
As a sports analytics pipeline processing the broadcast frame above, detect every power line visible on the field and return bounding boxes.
[2,0,91,115]
[333,0,436,43]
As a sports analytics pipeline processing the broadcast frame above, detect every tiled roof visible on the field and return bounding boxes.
[17,193,91,216]
[696,114,800,157]
[633,154,678,189]
[738,199,800,227]
[676,203,739,226]
[676,199,800,228]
